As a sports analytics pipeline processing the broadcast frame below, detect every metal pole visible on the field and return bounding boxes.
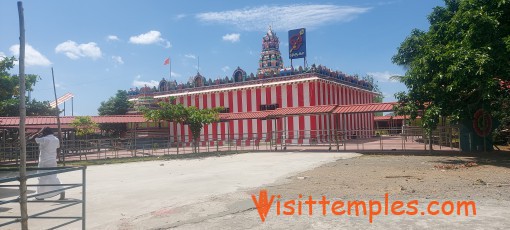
[279,118,283,150]
[327,113,331,150]
[216,122,219,152]
[17,2,29,228]
[284,117,287,149]
[268,119,272,151]
[227,121,230,151]
[52,68,64,165]
[343,114,347,151]
[380,131,383,150]
[168,121,171,155]
[439,128,442,150]
[424,128,427,151]
[336,114,339,151]
[82,167,86,230]
[176,123,180,154]
[274,118,277,150]
[134,125,137,156]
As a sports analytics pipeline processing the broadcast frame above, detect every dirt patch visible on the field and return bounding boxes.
[266,154,510,201]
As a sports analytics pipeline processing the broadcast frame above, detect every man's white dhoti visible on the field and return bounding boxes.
[35,135,63,199]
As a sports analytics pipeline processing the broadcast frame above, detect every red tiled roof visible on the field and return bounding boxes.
[1,124,75,130]
[219,111,271,121]
[1,103,400,127]
[0,115,148,126]
[333,102,397,114]
[268,105,338,117]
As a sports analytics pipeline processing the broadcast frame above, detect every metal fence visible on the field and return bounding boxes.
[0,166,86,229]
[0,126,460,164]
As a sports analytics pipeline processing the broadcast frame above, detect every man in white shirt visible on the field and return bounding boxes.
[31,127,65,200]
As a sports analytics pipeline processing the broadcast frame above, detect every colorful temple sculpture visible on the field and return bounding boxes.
[257,26,284,77]
[128,27,376,145]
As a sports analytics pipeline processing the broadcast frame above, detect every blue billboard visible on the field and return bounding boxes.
[288,28,306,59]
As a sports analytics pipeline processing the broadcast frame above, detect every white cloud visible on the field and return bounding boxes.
[54,82,66,89]
[221,66,230,72]
[171,72,181,77]
[55,40,102,60]
[112,56,124,65]
[132,75,159,88]
[129,31,161,44]
[222,33,240,43]
[184,54,197,59]
[0,52,5,58]
[176,14,186,20]
[129,30,172,48]
[9,44,52,66]
[196,4,370,31]
[107,35,119,41]
[367,71,401,82]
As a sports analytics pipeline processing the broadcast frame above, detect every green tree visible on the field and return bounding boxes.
[142,98,188,153]
[70,116,98,160]
[362,74,383,103]
[0,99,59,116]
[0,56,57,116]
[97,90,132,136]
[185,106,222,153]
[142,97,221,153]
[71,116,98,138]
[392,0,510,150]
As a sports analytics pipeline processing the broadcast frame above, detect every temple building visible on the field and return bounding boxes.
[128,27,376,145]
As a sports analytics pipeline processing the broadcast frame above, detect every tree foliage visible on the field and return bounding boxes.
[97,90,132,136]
[392,0,510,135]
[98,90,131,115]
[71,116,98,138]
[362,74,383,103]
[142,97,221,152]
[0,56,57,116]
[185,106,222,146]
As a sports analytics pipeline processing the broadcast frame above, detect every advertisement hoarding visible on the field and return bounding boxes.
[288,28,306,59]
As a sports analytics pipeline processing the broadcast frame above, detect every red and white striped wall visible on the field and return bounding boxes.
[153,75,375,145]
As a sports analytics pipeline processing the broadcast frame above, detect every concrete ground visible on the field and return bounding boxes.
[2,151,508,229]
[0,151,360,229]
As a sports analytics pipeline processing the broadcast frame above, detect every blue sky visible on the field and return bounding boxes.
[0,0,444,116]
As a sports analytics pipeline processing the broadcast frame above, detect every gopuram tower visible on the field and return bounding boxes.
[257,26,284,78]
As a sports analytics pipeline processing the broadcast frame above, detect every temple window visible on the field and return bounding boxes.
[260,103,279,111]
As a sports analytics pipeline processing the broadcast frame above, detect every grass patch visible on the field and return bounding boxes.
[61,150,249,166]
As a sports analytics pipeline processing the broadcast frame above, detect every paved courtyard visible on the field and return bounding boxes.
[1,151,360,229]
[2,150,508,229]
